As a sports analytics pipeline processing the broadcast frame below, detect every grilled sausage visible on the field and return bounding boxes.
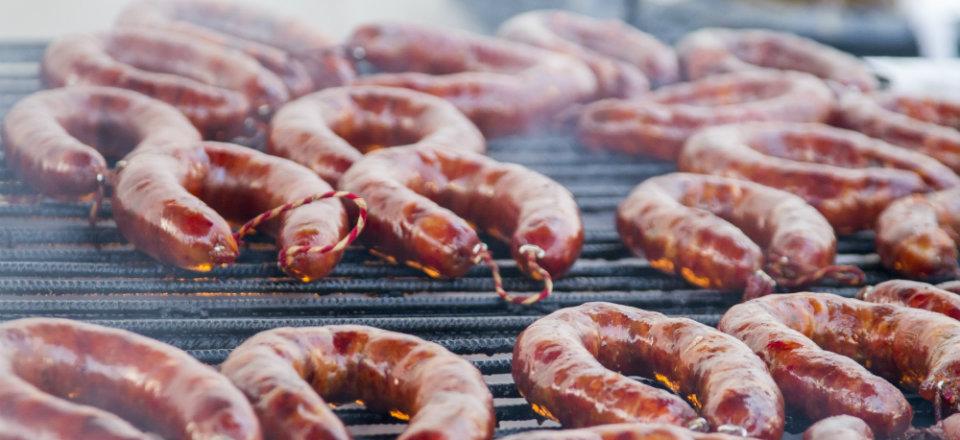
[617,173,862,299]
[339,145,583,280]
[860,280,960,321]
[347,22,597,137]
[112,141,349,280]
[498,9,676,95]
[718,292,960,438]
[268,85,485,183]
[1,86,200,199]
[875,188,960,278]
[116,0,354,96]
[678,122,960,233]
[802,415,873,440]
[0,317,260,440]
[42,28,288,140]
[512,302,784,439]
[578,70,833,160]
[676,28,877,92]
[221,325,494,440]
[499,423,751,440]
[836,92,960,173]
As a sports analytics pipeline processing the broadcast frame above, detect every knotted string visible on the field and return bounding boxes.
[88,172,109,228]
[233,191,367,273]
[474,243,553,305]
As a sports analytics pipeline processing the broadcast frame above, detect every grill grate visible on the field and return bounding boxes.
[0,42,935,438]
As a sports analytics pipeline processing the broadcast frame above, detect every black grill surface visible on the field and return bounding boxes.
[0,42,935,438]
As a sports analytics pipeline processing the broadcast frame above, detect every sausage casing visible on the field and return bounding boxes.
[339,145,583,279]
[513,302,784,439]
[268,85,485,183]
[0,318,260,440]
[499,423,750,440]
[679,122,960,233]
[875,188,960,278]
[221,325,494,440]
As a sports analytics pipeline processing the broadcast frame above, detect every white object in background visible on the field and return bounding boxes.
[899,0,960,58]
[868,56,960,99]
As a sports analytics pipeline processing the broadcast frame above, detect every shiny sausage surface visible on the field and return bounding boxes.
[579,70,833,160]
[499,423,750,440]
[112,141,348,279]
[875,188,960,278]
[2,86,200,198]
[679,122,960,233]
[269,85,485,183]
[513,302,784,439]
[0,317,260,440]
[339,145,583,279]
[617,173,859,299]
[221,325,494,440]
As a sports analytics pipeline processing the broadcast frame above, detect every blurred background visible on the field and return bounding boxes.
[1,0,959,92]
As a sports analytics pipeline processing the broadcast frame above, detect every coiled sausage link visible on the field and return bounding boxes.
[498,9,676,95]
[875,188,960,278]
[719,293,960,438]
[578,70,833,160]
[340,145,582,303]
[617,173,862,299]
[836,92,960,173]
[499,423,749,440]
[860,279,960,325]
[347,22,597,137]
[117,0,354,96]
[1,86,200,199]
[112,141,352,280]
[0,318,260,440]
[679,122,960,233]
[512,302,784,439]
[42,28,288,140]
[268,85,485,183]
[676,28,877,92]
[221,325,495,440]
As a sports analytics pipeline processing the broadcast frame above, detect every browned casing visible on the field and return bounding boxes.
[112,142,347,279]
[221,325,495,440]
[499,423,754,440]
[269,85,485,183]
[0,318,260,439]
[719,293,960,438]
[679,122,960,233]
[340,145,583,279]
[860,280,960,321]
[1,86,200,198]
[578,71,833,160]
[347,22,597,137]
[802,415,873,440]
[512,302,784,439]
[617,173,839,293]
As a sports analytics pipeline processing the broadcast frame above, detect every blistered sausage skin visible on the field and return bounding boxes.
[860,280,960,321]
[0,318,260,440]
[512,302,784,439]
[679,122,960,233]
[874,188,960,278]
[117,0,355,96]
[617,173,861,299]
[719,293,960,438]
[578,71,833,160]
[339,145,583,279]
[347,22,597,137]
[676,28,878,92]
[1,86,200,198]
[112,141,348,279]
[498,9,677,95]
[499,423,749,440]
[802,415,873,440]
[837,92,960,173]
[42,28,288,139]
[221,325,494,440]
[268,85,485,183]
